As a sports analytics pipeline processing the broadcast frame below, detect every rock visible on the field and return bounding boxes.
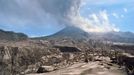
[24,64,39,74]
[107,63,113,66]
[37,66,54,73]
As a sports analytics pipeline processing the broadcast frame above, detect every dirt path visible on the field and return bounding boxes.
[28,61,127,75]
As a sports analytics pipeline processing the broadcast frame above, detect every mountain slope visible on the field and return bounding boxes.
[0,29,28,41]
[38,26,134,43]
[48,26,90,39]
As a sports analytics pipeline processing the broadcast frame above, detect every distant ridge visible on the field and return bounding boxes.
[35,26,134,43]
[0,29,28,41]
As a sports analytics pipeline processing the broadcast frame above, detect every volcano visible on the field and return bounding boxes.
[36,26,134,43]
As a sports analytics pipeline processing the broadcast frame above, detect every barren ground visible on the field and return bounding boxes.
[28,61,127,75]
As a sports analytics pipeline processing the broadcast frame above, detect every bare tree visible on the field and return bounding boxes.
[0,46,5,75]
[10,47,19,75]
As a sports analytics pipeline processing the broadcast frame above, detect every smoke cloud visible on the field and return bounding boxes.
[69,10,119,32]
[0,0,119,34]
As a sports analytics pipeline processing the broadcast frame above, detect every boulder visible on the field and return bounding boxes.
[37,66,54,73]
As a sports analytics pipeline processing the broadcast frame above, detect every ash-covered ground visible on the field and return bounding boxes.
[0,39,134,75]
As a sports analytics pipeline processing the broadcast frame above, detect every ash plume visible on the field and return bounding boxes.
[0,0,119,33]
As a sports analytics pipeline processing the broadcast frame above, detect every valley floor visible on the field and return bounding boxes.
[28,61,127,75]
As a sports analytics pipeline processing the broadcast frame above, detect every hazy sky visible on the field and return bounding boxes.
[0,0,134,37]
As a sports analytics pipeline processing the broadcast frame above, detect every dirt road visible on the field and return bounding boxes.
[28,61,127,75]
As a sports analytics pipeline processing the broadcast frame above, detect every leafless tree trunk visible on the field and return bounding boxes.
[0,46,5,75]
[11,47,19,75]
